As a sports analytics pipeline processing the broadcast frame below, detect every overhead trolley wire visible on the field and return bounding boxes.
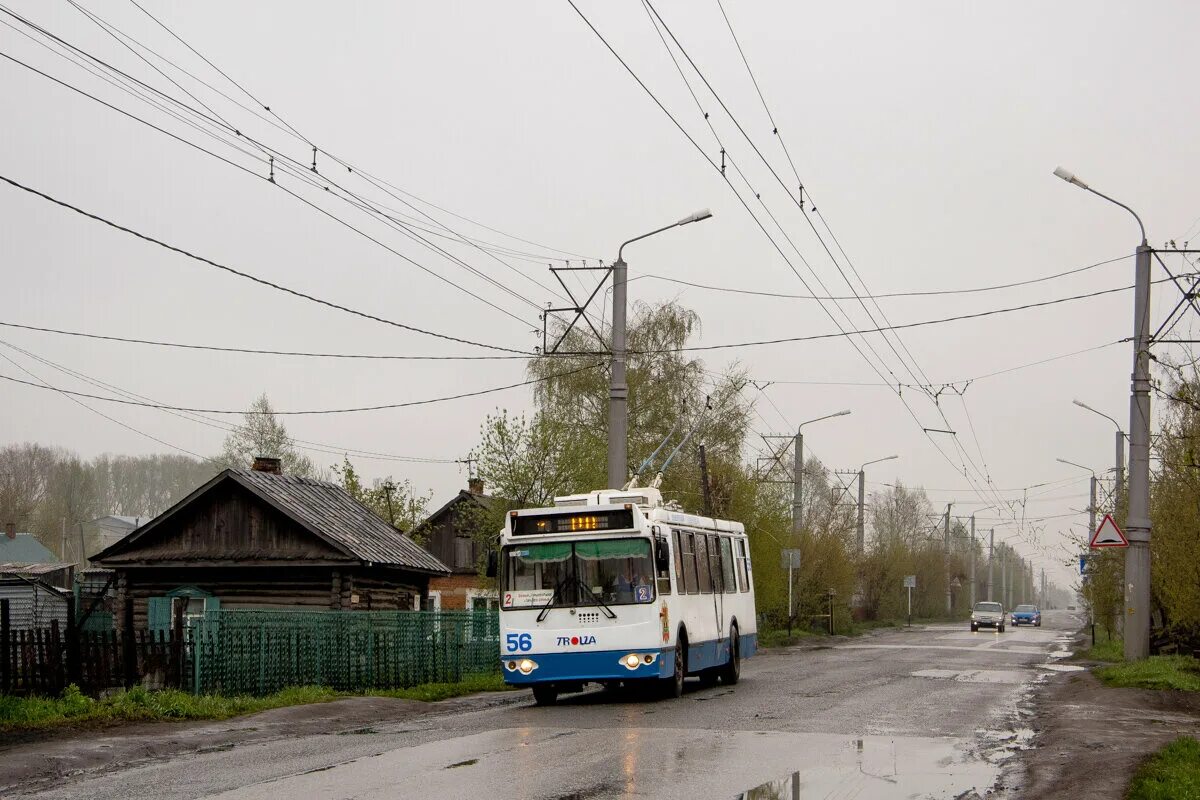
[0,360,606,415]
[0,173,532,354]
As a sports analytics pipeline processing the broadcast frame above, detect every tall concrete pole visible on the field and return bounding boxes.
[856,469,865,554]
[1127,243,1153,660]
[1089,475,1097,544]
[607,210,713,490]
[1115,430,1126,512]
[1001,553,1008,609]
[988,529,994,602]
[1053,168,1150,660]
[969,515,976,607]
[607,255,629,489]
[944,504,952,614]
[793,430,803,536]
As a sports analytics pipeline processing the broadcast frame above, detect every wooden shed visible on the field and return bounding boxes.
[94,462,450,631]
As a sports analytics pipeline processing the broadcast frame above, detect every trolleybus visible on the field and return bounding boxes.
[494,487,756,704]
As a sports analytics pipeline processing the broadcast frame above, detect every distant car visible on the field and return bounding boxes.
[971,601,1005,633]
[1067,605,1077,611]
[1010,604,1041,627]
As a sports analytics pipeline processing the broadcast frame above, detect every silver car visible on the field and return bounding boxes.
[970,601,1005,633]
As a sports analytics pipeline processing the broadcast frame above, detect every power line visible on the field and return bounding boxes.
[0,17,547,327]
[0,320,533,361]
[0,361,605,415]
[0,339,462,465]
[0,173,534,354]
[635,278,1175,355]
[638,255,1129,301]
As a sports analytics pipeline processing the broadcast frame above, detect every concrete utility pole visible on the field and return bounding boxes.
[607,210,712,489]
[855,455,897,554]
[944,504,952,614]
[792,410,852,535]
[1089,475,1097,542]
[1001,553,1008,609]
[857,470,865,554]
[698,444,713,517]
[969,515,976,607]
[988,529,995,602]
[1054,166,1151,660]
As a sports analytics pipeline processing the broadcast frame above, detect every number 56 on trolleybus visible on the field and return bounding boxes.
[490,487,756,705]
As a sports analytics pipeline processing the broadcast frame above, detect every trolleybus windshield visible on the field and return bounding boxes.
[501,539,655,609]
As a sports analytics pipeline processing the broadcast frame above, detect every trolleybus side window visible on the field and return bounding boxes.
[736,539,750,592]
[719,537,737,594]
[695,533,713,594]
[681,532,698,595]
[708,534,723,594]
[671,529,684,595]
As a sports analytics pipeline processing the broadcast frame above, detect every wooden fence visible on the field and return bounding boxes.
[0,597,189,696]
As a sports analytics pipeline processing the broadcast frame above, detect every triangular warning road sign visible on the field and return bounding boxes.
[1090,514,1128,548]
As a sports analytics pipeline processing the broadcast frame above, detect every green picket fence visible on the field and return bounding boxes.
[191,609,499,696]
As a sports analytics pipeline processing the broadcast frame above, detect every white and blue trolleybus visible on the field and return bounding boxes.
[495,487,756,704]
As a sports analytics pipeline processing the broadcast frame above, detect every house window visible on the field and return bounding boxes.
[421,591,442,611]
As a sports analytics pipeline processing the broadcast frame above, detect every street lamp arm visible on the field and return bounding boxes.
[616,209,713,262]
[799,409,852,430]
[1055,457,1095,477]
[1072,398,1124,434]
[1053,167,1146,244]
[861,455,899,470]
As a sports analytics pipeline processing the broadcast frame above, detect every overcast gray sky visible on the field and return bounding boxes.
[3,1,1198,588]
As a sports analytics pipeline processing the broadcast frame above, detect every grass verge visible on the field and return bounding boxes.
[0,673,510,734]
[1096,655,1200,692]
[1126,736,1200,800]
[1077,627,1124,662]
[757,627,816,648]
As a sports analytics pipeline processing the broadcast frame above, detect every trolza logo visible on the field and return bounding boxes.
[556,635,597,646]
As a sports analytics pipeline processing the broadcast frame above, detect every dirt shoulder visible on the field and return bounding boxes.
[1013,643,1200,799]
[0,689,525,796]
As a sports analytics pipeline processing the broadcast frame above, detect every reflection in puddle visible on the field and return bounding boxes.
[731,734,993,799]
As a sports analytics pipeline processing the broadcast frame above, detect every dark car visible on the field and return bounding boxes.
[1011,604,1041,627]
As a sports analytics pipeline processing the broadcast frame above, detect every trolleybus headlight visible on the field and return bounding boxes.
[505,661,518,672]
[517,658,538,675]
[620,653,654,670]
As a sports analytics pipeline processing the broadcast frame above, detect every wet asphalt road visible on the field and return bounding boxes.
[22,611,1080,800]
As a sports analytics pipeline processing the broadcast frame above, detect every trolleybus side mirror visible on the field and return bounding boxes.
[654,536,670,573]
[485,550,498,578]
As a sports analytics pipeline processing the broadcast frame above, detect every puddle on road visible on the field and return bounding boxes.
[1047,650,1074,659]
[1039,663,1085,673]
[912,668,1026,684]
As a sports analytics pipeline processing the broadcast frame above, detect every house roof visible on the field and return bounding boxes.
[95,469,449,575]
[0,533,58,565]
[93,515,147,528]
[0,562,74,577]
[423,489,498,528]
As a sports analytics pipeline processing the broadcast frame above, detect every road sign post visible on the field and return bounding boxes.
[903,575,916,627]
[782,549,802,637]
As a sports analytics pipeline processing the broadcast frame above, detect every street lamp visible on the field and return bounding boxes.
[1054,165,1151,661]
[793,410,852,534]
[607,209,713,489]
[1056,458,1099,558]
[855,455,898,553]
[1072,399,1127,496]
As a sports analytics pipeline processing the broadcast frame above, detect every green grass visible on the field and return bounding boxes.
[1078,628,1124,662]
[0,673,512,734]
[1126,736,1200,800]
[757,627,816,648]
[1096,655,1200,692]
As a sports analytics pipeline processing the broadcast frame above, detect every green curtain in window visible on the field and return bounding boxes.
[575,539,649,560]
[512,543,573,563]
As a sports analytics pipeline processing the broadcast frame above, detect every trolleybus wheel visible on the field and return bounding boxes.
[720,624,741,686]
[662,638,685,699]
[532,685,558,706]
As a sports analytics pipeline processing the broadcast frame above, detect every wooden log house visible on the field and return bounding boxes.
[94,458,450,631]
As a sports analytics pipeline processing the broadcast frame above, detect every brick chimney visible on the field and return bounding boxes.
[251,456,283,475]
[468,478,484,495]
[3,522,14,540]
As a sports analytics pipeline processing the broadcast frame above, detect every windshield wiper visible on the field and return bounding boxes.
[572,575,617,619]
[536,577,569,623]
